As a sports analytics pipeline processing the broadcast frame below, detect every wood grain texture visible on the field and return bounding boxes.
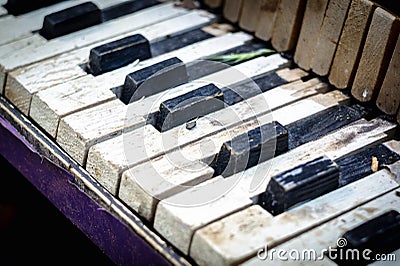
[310,0,352,76]
[254,0,279,41]
[238,0,261,32]
[294,0,329,71]
[223,0,243,23]
[377,34,400,114]
[329,0,375,89]
[352,7,400,102]
[271,0,306,52]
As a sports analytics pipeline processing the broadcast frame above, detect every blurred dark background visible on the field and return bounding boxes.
[0,154,115,266]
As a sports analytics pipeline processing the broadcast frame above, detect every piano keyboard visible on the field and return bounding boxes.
[1,0,400,265]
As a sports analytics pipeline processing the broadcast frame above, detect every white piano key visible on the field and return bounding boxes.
[6,10,216,115]
[241,189,400,266]
[0,0,86,45]
[190,170,399,266]
[85,76,325,195]
[0,2,190,86]
[119,90,349,222]
[30,31,252,137]
[153,117,396,255]
[56,55,290,165]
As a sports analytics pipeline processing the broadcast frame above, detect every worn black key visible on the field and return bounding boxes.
[211,121,288,177]
[331,210,400,265]
[88,34,151,76]
[122,57,187,103]
[258,156,339,215]
[4,0,65,15]
[101,0,161,22]
[158,83,224,131]
[335,144,400,187]
[286,104,370,149]
[40,2,102,40]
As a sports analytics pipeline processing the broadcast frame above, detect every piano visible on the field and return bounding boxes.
[0,0,399,265]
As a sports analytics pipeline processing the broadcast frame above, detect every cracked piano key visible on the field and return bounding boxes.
[86,77,330,195]
[293,0,329,71]
[189,169,399,266]
[286,104,370,149]
[123,57,187,103]
[119,90,350,222]
[211,121,288,177]
[335,142,400,187]
[31,32,252,138]
[39,2,102,40]
[158,83,224,131]
[310,0,352,76]
[242,189,400,266]
[329,0,376,90]
[153,117,396,255]
[0,2,190,90]
[258,156,339,215]
[88,34,152,76]
[6,10,216,115]
[351,7,400,102]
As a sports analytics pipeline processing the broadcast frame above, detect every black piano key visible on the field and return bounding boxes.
[222,71,293,106]
[4,0,66,15]
[40,2,102,40]
[335,144,400,187]
[331,210,400,265]
[286,104,370,149]
[158,83,224,131]
[122,57,188,103]
[258,156,339,215]
[150,28,214,57]
[211,121,288,177]
[88,34,151,76]
[101,0,161,22]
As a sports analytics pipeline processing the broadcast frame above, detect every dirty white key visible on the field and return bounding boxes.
[0,2,189,87]
[0,0,89,45]
[0,0,7,16]
[56,54,290,165]
[189,169,399,266]
[119,90,349,222]
[241,188,400,266]
[29,31,253,137]
[152,117,396,255]
[85,76,326,195]
[6,10,216,115]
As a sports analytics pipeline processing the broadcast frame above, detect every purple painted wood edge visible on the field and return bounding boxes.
[0,116,173,266]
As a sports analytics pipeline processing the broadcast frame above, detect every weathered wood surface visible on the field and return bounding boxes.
[238,0,261,32]
[254,0,279,42]
[223,0,243,23]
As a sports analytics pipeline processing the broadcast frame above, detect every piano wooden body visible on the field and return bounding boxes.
[0,0,399,265]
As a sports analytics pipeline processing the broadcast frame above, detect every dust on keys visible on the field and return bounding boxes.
[1,0,400,265]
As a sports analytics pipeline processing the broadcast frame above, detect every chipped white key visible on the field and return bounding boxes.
[152,117,396,255]
[190,170,399,265]
[86,76,325,195]
[242,189,400,265]
[0,2,189,87]
[119,90,349,222]
[57,54,290,165]
[6,10,216,114]
[30,31,253,137]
